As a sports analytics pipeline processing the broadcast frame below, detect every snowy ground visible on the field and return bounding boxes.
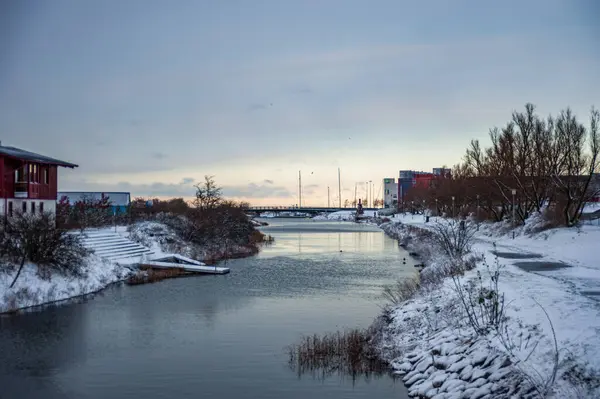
[0,254,128,313]
[312,210,379,221]
[377,214,600,398]
[0,222,191,313]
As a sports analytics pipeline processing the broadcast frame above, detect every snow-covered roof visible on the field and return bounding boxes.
[0,144,78,168]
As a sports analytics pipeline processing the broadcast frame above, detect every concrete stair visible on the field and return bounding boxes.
[78,230,154,262]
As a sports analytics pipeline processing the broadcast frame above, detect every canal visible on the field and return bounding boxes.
[0,219,414,399]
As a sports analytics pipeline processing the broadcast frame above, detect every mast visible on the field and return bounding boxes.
[354,183,357,207]
[338,168,341,208]
[327,186,330,208]
[299,170,302,208]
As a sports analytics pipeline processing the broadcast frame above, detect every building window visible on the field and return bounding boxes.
[40,202,44,213]
[8,201,13,217]
[15,165,25,182]
[22,202,27,213]
[31,202,36,214]
[42,168,49,184]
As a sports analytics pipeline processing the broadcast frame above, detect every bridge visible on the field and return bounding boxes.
[246,206,380,216]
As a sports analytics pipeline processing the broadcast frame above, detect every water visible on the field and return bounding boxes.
[0,219,414,399]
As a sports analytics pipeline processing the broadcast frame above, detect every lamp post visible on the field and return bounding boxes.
[435,198,438,217]
[511,189,516,227]
[452,196,455,218]
[476,194,480,220]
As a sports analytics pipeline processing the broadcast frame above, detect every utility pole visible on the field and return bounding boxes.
[338,168,342,209]
[298,170,302,208]
[327,186,330,208]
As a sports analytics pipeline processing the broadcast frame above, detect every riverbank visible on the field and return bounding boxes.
[0,219,267,314]
[376,214,600,398]
[0,254,129,314]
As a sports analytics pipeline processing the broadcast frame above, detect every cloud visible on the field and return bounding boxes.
[180,177,195,185]
[152,152,167,160]
[263,179,274,184]
[222,182,292,198]
[248,103,267,111]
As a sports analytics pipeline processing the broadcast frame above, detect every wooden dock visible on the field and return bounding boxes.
[139,254,230,275]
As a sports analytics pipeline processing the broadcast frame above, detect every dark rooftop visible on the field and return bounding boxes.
[0,144,78,168]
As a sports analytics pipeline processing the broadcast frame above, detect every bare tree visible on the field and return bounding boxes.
[552,107,600,226]
[194,175,223,211]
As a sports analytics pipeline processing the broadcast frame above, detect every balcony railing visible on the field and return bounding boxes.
[14,182,28,198]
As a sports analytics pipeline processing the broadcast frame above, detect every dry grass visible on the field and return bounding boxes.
[287,329,389,380]
[382,278,421,305]
[126,267,190,285]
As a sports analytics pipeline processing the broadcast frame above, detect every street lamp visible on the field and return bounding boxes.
[476,194,480,220]
[511,189,517,227]
[435,198,438,217]
[452,196,455,218]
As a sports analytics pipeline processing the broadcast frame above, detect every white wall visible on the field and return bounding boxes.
[5,199,56,217]
[383,182,398,208]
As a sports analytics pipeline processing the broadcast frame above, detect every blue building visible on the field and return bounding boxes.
[57,191,131,214]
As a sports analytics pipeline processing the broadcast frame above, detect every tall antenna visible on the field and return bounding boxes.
[298,170,302,208]
[338,168,342,208]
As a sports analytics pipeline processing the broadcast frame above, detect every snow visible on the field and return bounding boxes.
[0,254,128,313]
[312,210,379,221]
[377,213,600,398]
[0,222,211,313]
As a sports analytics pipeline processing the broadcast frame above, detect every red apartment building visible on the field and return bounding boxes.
[0,143,78,218]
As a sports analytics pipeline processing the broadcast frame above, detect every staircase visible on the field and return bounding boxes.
[78,230,154,262]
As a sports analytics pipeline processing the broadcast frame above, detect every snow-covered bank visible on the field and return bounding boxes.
[1,216,264,313]
[0,255,129,313]
[376,215,600,398]
[312,210,379,221]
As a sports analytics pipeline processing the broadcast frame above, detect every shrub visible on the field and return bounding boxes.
[451,254,506,335]
[430,218,477,259]
[0,212,90,287]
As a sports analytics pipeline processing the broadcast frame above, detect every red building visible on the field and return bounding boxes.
[0,144,78,218]
[414,172,435,188]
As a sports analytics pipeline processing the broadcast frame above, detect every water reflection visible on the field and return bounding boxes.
[0,218,411,399]
[287,329,392,386]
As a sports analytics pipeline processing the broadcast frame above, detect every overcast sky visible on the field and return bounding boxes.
[1,0,598,206]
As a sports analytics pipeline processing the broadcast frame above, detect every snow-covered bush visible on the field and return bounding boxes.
[0,212,90,288]
[451,254,506,336]
[430,219,477,259]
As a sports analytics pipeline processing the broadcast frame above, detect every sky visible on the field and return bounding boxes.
[1,0,598,206]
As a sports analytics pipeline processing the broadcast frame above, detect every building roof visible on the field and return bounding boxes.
[0,144,78,168]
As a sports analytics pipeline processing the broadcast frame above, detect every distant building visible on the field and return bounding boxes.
[397,167,452,206]
[433,167,452,178]
[58,191,131,214]
[383,178,397,208]
[0,143,78,218]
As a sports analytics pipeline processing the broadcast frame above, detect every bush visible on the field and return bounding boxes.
[430,219,477,259]
[451,254,506,335]
[0,212,90,287]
